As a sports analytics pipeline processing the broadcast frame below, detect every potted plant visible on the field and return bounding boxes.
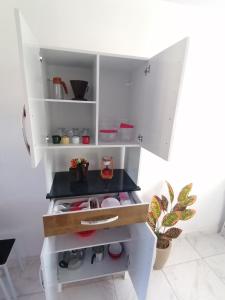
[148,182,196,270]
[69,158,89,182]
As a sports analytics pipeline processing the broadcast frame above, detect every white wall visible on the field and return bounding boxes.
[0,0,225,257]
[138,1,225,233]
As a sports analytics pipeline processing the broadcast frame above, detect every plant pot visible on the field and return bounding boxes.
[69,167,82,182]
[69,164,89,183]
[80,164,89,181]
[153,242,172,270]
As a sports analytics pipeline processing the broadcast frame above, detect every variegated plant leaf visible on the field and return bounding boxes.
[164,228,182,239]
[154,196,164,211]
[161,195,169,211]
[162,212,179,227]
[166,181,174,203]
[181,195,197,207]
[148,211,156,230]
[173,203,186,211]
[179,209,196,221]
[178,183,193,203]
[150,196,162,220]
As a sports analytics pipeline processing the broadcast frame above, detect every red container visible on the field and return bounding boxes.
[82,135,90,144]
[70,202,96,237]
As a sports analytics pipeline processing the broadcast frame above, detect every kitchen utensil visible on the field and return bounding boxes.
[70,80,89,100]
[68,249,86,270]
[119,192,132,205]
[108,243,123,259]
[100,156,114,179]
[59,249,85,269]
[52,135,61,144]
[61,135,70,144]
[52,77,68,99]
[82,135,90,144]
[59,251,71,268]
[91,246,105,264]
[89,197,99,209]
[101,197,120,208]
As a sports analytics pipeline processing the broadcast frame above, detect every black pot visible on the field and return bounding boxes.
[70,80,88,100]
[69,167,82,182]
[69,164,89,182]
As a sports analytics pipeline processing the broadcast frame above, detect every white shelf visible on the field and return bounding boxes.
[98,141,140,148]
[58,248,128,284]
[45,143,96,149]
[45,98,96,104]
[55,227,131,253]
[44,142,140,149]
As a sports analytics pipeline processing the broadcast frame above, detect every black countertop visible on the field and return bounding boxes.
[46,169,140,199]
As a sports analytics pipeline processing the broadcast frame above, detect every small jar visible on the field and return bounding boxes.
[57,128,66,136]
[61,135,70,144]
[66,129,74,138]
[72,135,80,144]
[73,128,80,136]
[82,135,90,144]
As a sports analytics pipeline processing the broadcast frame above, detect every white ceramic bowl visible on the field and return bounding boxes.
[101,197,120,208]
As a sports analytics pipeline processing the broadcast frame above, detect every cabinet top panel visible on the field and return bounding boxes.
[46,169,140,199]
[100,55,147,72]
[40,48,96,68]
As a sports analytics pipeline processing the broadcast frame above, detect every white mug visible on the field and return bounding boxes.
[72,135,80,144]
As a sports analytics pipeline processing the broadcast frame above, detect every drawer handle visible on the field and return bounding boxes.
[81,216,119,226]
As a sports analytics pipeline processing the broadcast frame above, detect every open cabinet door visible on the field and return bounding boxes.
[127,223,156,300]
[15,9,46,167]
[131,38,188,160]
[40,239,59,300]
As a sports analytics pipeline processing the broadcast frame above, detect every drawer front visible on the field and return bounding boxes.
[43,203,149,237]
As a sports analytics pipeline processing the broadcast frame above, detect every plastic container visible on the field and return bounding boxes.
[99,129,117,142]
[119,128,134,141]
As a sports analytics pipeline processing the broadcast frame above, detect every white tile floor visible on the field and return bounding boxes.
[1,232,225,300]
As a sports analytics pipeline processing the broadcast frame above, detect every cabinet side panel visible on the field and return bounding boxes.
[124,147,141,184]
[41,239,59,300]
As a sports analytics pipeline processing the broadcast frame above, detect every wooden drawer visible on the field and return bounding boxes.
[43,193,149,237]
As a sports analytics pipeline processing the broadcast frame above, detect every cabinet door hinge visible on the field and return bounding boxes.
[45,136,50,143]
[138,134,143,143]
[144,64,151,76]
[39,56,43,63]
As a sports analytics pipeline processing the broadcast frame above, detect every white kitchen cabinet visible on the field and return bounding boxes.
[16,9,187,300]
[41,223,156,300]
[16,9,187,163]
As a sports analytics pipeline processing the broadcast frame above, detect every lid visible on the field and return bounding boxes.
[100,129,117,133]
[53,77,62,84]
[120,123,134,128]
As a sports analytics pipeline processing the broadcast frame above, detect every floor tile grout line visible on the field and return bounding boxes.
[184,234,225,259]
[184,236,207,259]
[202,257,225,288]
[161,269,180,300]
[112,277,119,300]
[165,257,203,268]
[17,291,44,299]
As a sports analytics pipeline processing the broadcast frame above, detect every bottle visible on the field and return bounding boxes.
[52,77,68,99]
